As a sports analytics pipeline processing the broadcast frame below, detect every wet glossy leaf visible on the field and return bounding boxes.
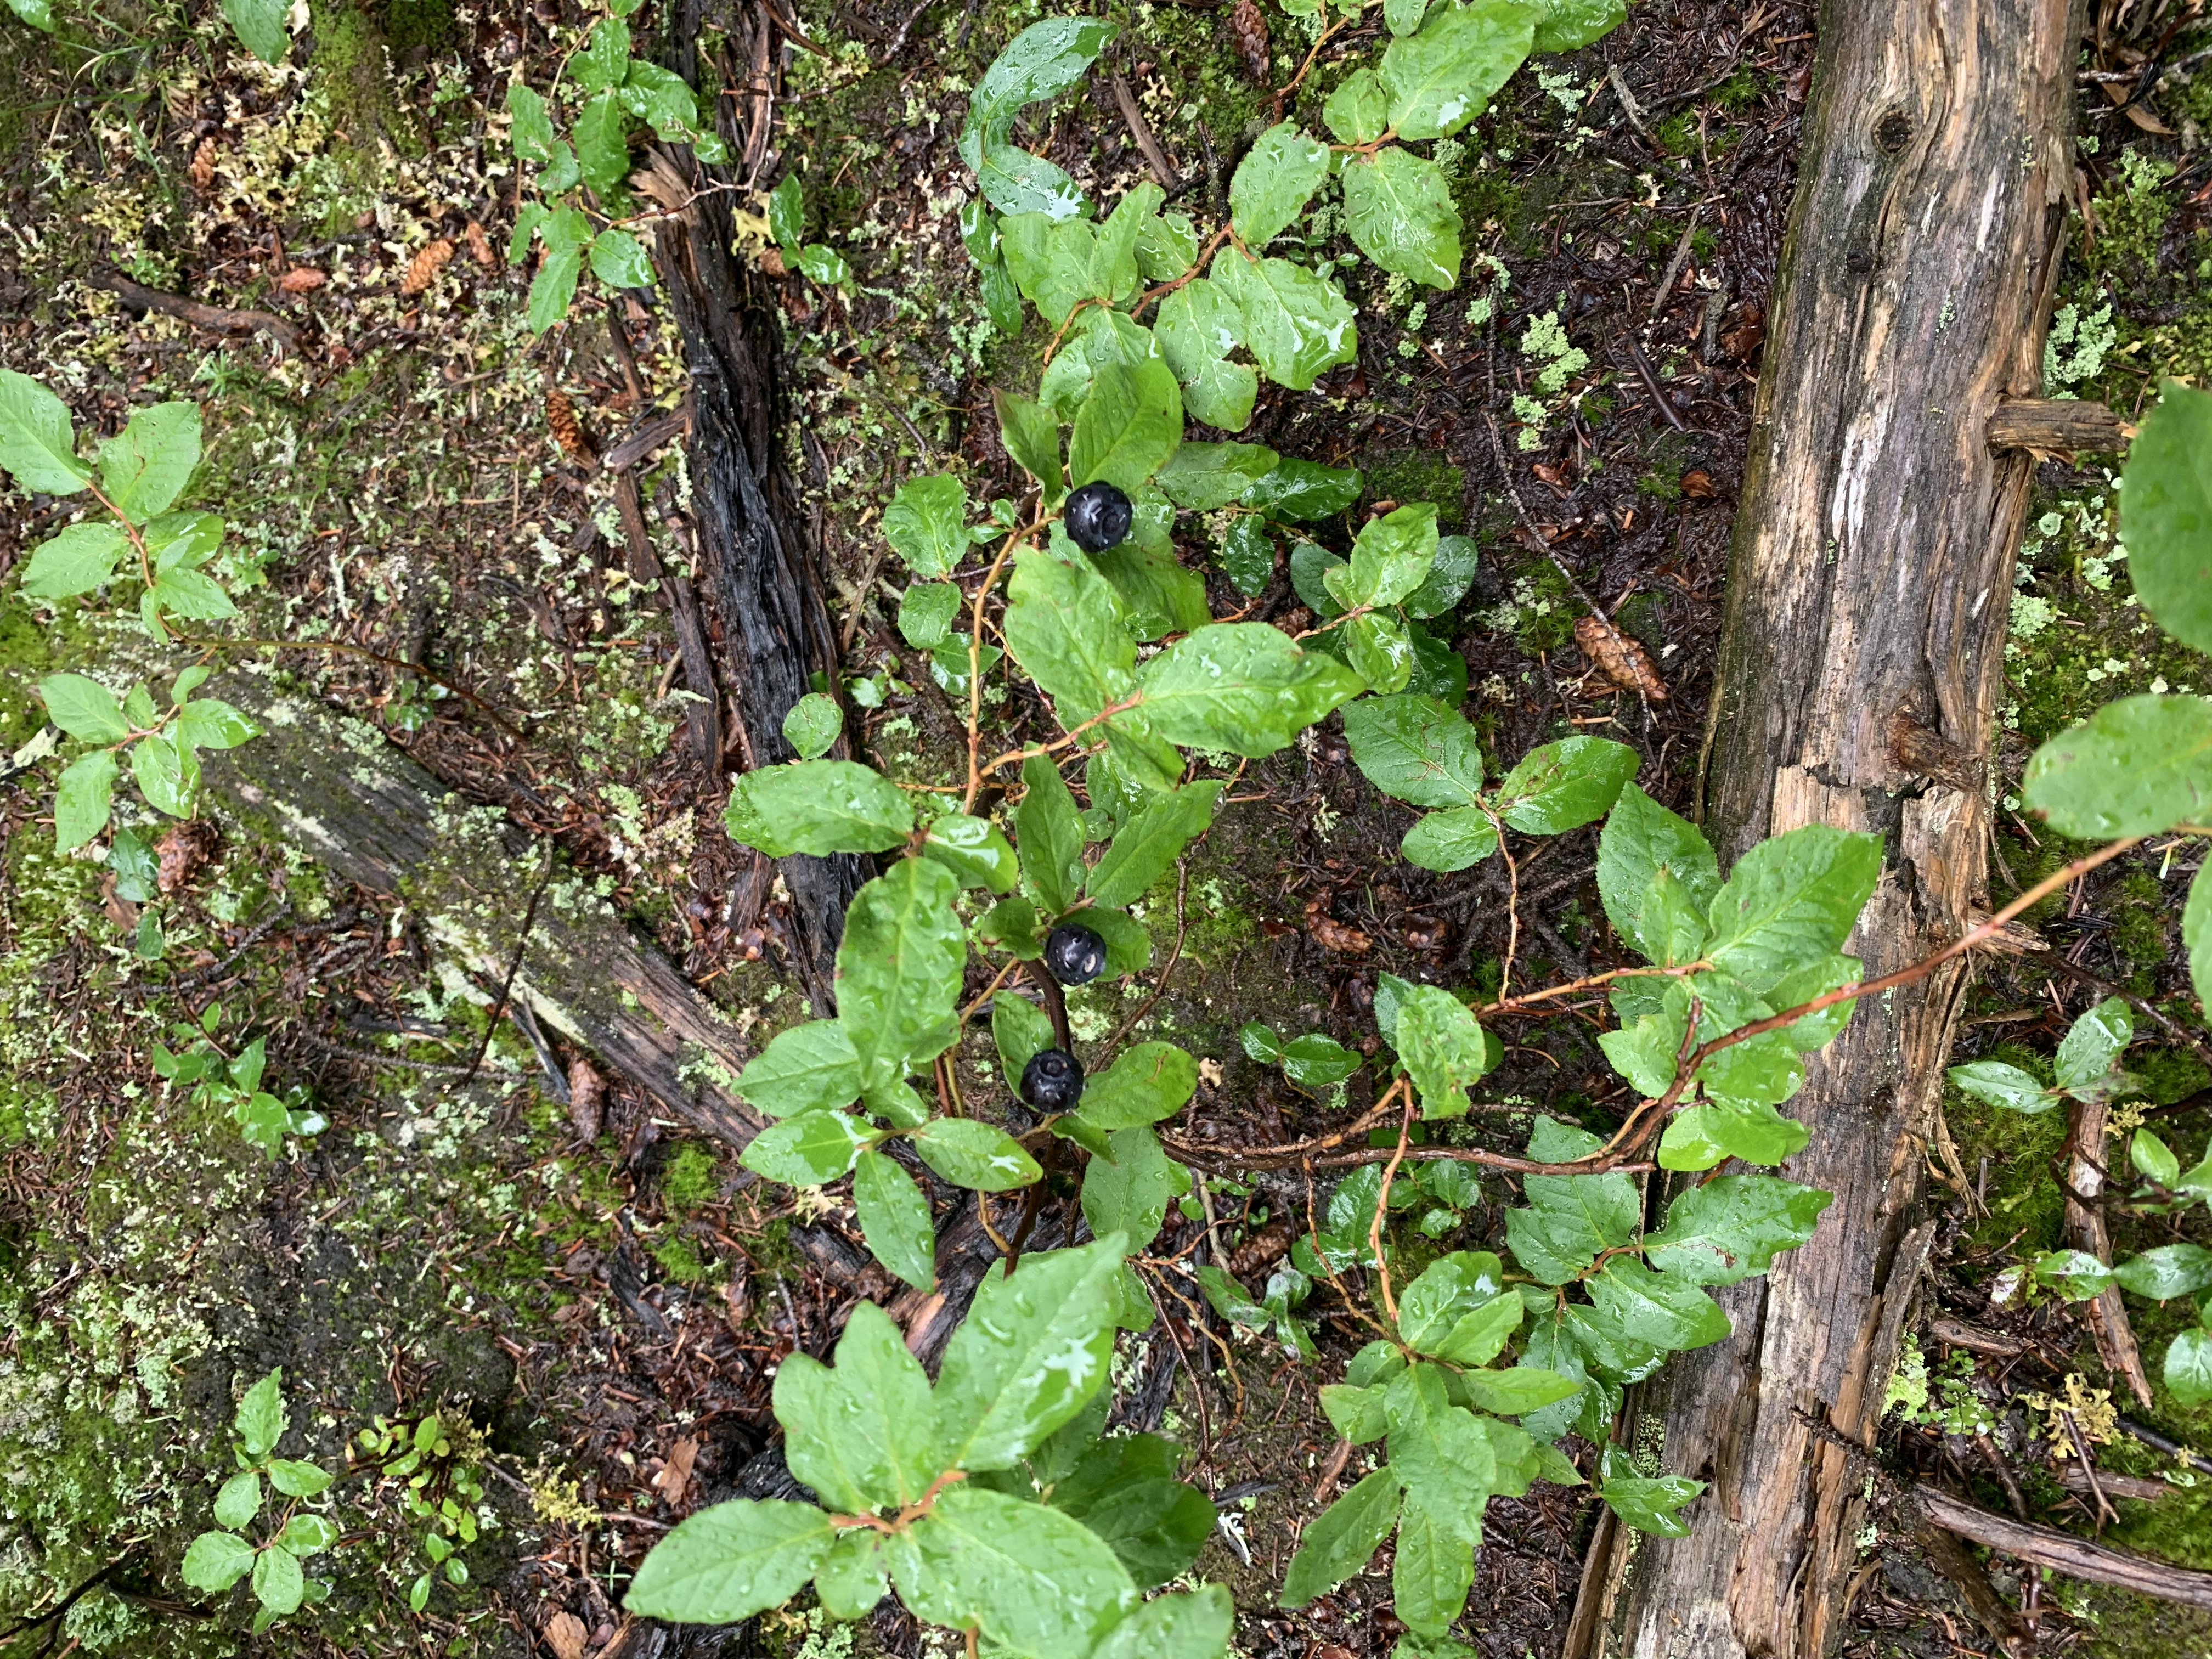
[883,474,971,579]
[775,1302,936,1510]
[1704,824,1883,993]
[2022,693,2212,838]
[2056,996,2132,1092]
[1379,0,1533,139]
[1324,67,1392,141]
[1345,693,1483,808]
[2121,382,2212,655]
[1493,735,1638,833]
[1209,250,1357,391]
[1229,122,1331,250]
[22,521,129,600]
[1080,1125,1188,1255]
[1396,985,1498,1119]
[724,759,913,857]
[912,1118,1042,1192]
[98,402,200,523]
[890,1483,1134,1653]
[1643,1175,1831,1285]
[1342,147,1463,289]
[1155,279,1258,433]
[856,1150,937,1290]
[1091,1584,1234,1659]
[1154,441,1279,510]
[995,391,1065,502]
[738,1110,870,1186]
[2114,1243,2212,1300]
[1401,804,1498,872]
[0,371,88,494]
[625,1499,837,1622]
[213,1470,261,1530]
[1005,538,1135,724]
[1087,783,1215,907]
[921,812,1020,893]
[1656,1099,1809,1171]
[1392,1486,1476,1639]
[838,858,967,1092]
[1503,1119,1639,1284]
[252,1540,303,1614]
[1279,1466,1401,1606]
[1132,622,1362,755]
[1076,1041,1199,1129]
[182,1530,256,1592]
[780,693,843,760]
[1585,1258,1731,1351]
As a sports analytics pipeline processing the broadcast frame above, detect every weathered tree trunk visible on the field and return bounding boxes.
[1569,3,2085,1654]
[651,4,867,1013]
[204,676,764,1148]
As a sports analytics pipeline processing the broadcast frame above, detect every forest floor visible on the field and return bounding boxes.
[1,0,2210,1655]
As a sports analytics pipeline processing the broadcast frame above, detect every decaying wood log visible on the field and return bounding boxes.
[1917,1485,2212,1610]
[1986,396,2131,455]
[2065,1093,2155,1407]
[647,5,867,1013]
[202,673,762,1148]
[1573,3,2087,1655]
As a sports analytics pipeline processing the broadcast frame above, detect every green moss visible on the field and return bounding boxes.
[1360,449,1465,527]
[649,1234,714,1284]
[310,0,419,161]
[661,1142,723,1212]
[1945,1043,2069,1254]
[376,0,455,53]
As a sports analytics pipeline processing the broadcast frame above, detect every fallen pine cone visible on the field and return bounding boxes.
[567,1054,606,1140]
[1228,1222,1291,1278]
[1228,0,1270,83]
[154,821,218,894]
[189,137,217,193]
[1575,614,1668,702]
[278,267,325,292]
[399,238,455,296]
[1304,898,1373,956]
[544,388,596,463]
[462,219,495,268]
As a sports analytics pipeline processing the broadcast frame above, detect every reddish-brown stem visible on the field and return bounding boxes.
[975,693,1143,779]
[962,511,1049,811]
[1368,1082,1416,1324]
[829,1468,968,1534]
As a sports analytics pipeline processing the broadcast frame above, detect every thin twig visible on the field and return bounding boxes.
[1367,1083,1416,1324]
[463,847,558,1090]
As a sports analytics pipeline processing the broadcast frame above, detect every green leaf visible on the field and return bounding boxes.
[1321,1381,1391,1442]
[40,673,128,743]
[213,1470,262,1530]
[1154,279,1258,433]
[1601,1470,1704,1536]
[1384,1364,1493,1526]
[889,1483,1135,1654]
[775,1301,936,1510]
[1091,1584,1234,1659]
[221,0,291,56]
[21,521,130,601]
[174,697,257,754]
[1342,147,1463,289]
[1091,535,1211,642]
[508,84,558,161]
[2121,382,2212,656]
[779,693,843,761]
[1324,67,1392,142]
[266,1459,332,1498]
[0,370,88,493]
[235,1367,286,1458]
[250,1538,303,1614]
[1080,1125,1189,1255]
[1229,122,1333,250]
[1392,1487,1476,1639]
[815,1530,890,1620]
[1458,1365,1582,1415]
[147,567,237,624]
[98,402,200,523]
[619,59,704,139]
[527,239,585,331]
[1045,1437,1214,1587]
[1155,441,1278,510]
[1401,804,1499,872]
[838,857,967,1093]
[739,1110,870,1186]
[1379,0,1534,139]
[1503,1120,1639,1284]
[1405,535,1479,620]
[845,1159,933,1300]
[1585,1257,1732,1351]
[1132,623,1362,755]
[278,1514,337,1555]
[922,812,1020,893]
[182,1529,256,1592]
[1345,693,1483,808]
[1076,1041,1199,1130]
[1396,986,1497,1119]
[1328,504,1440,612]
[960,17,1118,216]
[1005,539,1135,724]
[2022,693,2212,838]
[1086,906,1153,975]
[1696,1026,1804,1112]
[933,1237,1126,1470]
[590,228,657,290]
[882,474,971,579]
[1087,785,1215,907]
[1656,1099,1809,1171]
[1136,208,1200,283]
[2056,996,2132,1092]
[2165,1328,2212,1407]
[1596,783,1720,961]
[724,759,913,857]
[625,1498,838,1622]
[975,144,1089,220]
[1209,251,1357,391]
[767,173,805,251]
[1527,0,1626,50]
[1015,754,1085,915]
[1947,1059,2055,1114]
[898,581,963,650]
[1217,516,1276,595]
[572,16,630,92]
[992,995,1057,1087]
[912,1118,1041,1191]
[53,750,118,853]
[1705,825,1883,994]
[1643,1175,1832,1286]
[2134,1129,2182,1189]
[1248,457,1364,522]
[572,91,631,195]
[994,391,1066,503]
[2114,1243,2212,1300]
[1493,735,1638,833]
[2034,1248,2118,1300]
[797,244,853,285]
[1396,1250,1514,1360]
[1279,1465,1402,1606]
[5,0,54,29]
[738,1020,861,1118]
[1070,359,1182,494]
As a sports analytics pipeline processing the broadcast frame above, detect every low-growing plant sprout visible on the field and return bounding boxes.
[179,1369,338,1634]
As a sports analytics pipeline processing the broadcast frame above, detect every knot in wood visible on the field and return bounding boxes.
[1874,106,1916,154]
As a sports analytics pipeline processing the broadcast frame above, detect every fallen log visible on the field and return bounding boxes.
[1916,1485,2212,1611]
[202,672,763,1148]
[1570,2,2088,1654]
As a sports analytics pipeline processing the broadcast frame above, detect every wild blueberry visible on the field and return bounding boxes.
[1020,1047,1085,1111]
[1043,922,1108,986]
[1063,481,1133,553]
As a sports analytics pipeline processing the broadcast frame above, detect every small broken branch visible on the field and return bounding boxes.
[1986,397,2131,456]
[1916,1484,2212,1610]
[1111,74,1183,192]
[96,273,303,357]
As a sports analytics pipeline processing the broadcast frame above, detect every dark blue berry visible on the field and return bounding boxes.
[1020,1047,1084,1111]
[1043,922,1108,986]
[1063,482,1133,552]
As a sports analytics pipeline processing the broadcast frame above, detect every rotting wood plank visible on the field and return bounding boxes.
[1571,2,2088,1654]
[202,673,764,1149]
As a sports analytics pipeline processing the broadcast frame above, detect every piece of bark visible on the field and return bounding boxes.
[2066,1093,2155,1407]
[648,24,865,1013]
[1111,73,1183,193]
[201,674,763,1149]
[1571,4,2087,1655]
[1906,1509,2033,1655]
[1986,396,2130,455]
[1916,1484,2212,1609]
[2055,1464,2171,1502]
[96,273,303,357]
